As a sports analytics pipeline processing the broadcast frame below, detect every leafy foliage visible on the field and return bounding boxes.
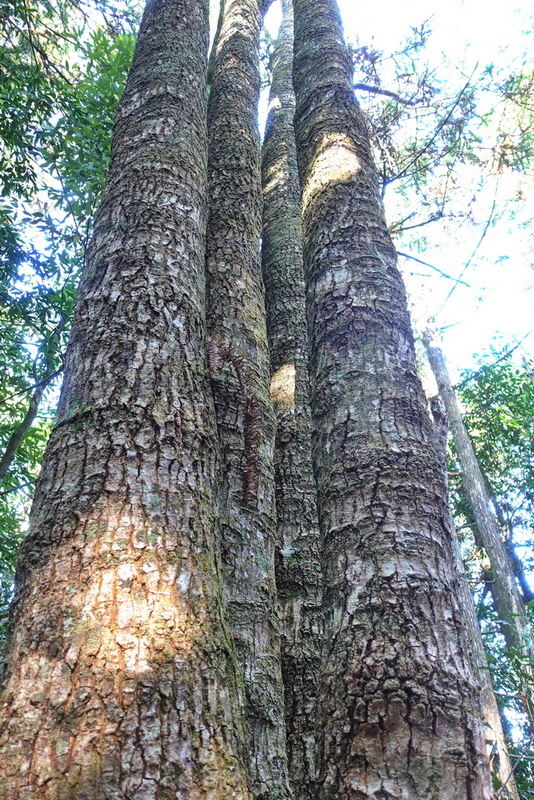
[459,353,534,573]
[0,0,139,648]
[349,20,534,331]
[447,350,534,796]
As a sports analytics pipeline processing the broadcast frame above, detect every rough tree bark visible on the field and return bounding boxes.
[261,0,322,796]
[205,0,289,797]
[423,328,534,729]
[0,1,253,797]
[292,0,494,797]
[0,0,506,797]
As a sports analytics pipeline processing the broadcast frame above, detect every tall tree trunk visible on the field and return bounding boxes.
[261,0,322,796]
[0,1,253,797]
[423,327,534,729]
[292,1,494,797]
[429,396,519,800]
[206,1,289,797]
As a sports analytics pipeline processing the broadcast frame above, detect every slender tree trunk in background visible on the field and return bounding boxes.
[423,328,534,729]
[261,0,322,796]
[491,498,534,606]
[0,321,64,483]
[0,385,46,482]
[0,1,253,797]
[429,396,519,800]
[292,1,493,797]
[206,0,289,796]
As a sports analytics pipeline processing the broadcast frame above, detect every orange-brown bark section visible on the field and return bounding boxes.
[0,1,252,797]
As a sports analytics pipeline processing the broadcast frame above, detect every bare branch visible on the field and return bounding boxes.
[354,82,417,106]
[497,736,534,798]
[456,331,533,389]
[397,251,471,285]
[0,481,35,497]
[391,214,443,233]
[387,69,477,186]
[435,179,499,315]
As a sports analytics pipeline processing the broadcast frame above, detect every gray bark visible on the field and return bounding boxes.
[206,0,290,796]
[292,0,494,796]
[429,395,519,800]
[423,327,534,730]
[261,0,322,796]
[0,1,507,797]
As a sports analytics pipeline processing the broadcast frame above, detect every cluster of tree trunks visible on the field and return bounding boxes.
[0,0,517,798]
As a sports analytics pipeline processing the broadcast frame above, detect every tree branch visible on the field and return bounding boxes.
[0,480,34,496]
[397,251,471,285]
[0,373,54,481]
[455,330,533,388]
[353,82,417,106]
[387,70,477,186]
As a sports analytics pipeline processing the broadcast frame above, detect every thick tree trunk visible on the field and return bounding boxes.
[423,328,534,729]
[206,1,289,797]
[0,1,253,797]
[261,1,322,796]
[292,1,494,797]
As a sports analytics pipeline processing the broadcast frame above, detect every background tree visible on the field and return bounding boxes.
[424,328,533,703]
[446,349,534,797]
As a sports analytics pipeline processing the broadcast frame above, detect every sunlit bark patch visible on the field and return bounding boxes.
[263,151,291,196]
[266,96,282,115]
[302,132,361,212]
[270,363,296,411]
[1,498,250,798]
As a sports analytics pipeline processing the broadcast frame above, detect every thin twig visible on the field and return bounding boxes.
[456,331,533,388]
[391,215,443,234]
[388,69,478,185]
[397,251,471,285]
[0,368,63,407]
[0,481,35,496]
[497,735,534,798]
[354,82,417,106]
[435,177,500,317]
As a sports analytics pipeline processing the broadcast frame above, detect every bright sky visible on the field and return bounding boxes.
[264,0,534,378]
